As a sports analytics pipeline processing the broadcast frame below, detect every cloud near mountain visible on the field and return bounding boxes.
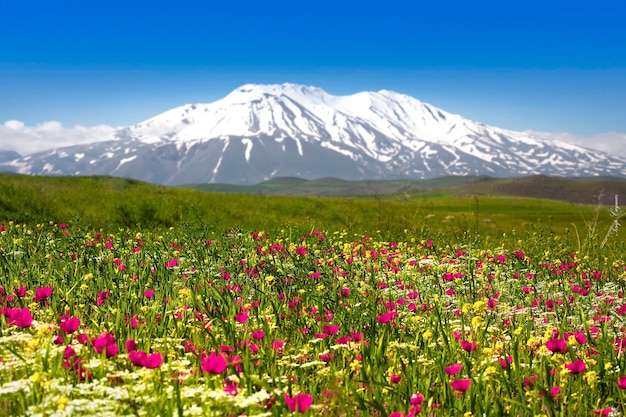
[0,120,117,155]
[526,131,626,158]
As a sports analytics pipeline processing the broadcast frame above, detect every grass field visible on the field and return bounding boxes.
[0,174,622,246]
[2,174,626,415]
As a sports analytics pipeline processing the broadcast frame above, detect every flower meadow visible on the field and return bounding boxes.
[1,221,626,416]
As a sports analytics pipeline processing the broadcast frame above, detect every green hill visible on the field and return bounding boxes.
[0,174,621,244]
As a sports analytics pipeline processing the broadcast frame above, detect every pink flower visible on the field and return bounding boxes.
[92,332,118,357]
[550,387,561,398]
[59,317,81,334]
[524,375,538,387]
[444,363,463,375]
[224,379,238,396]
[618,376,626,389]
[410,392,425,405]
[350,332,363,342]
[565,359,586,374]
[126,339,137,352]
[35,287,53,301]
[251,330,265,340]
[450,378,471,392]
[235,312,248,324]
[105,344,119,357]
[96,291,110,306]
[6,307,33,328]
[336,336,352,345]
[499,356,513,369]
[376,312,397,323]
[546,338,568,353]
[201,352,228,374]
[271,340,284,353]
[164,259,178,268]
[143,352,163,369]
[595,407,614,416]
[323,325,340,335]
[461,340,477,352]
[64,345,76,359]
[390,374,401,384]
[129,350,147,366]
[143,289,155,299]
[284,393,313,413]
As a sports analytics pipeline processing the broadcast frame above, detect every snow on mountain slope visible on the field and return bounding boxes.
[2,83,626,184]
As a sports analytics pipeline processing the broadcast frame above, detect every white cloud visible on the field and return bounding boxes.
[0,120,117,155]
[525,131,626,158]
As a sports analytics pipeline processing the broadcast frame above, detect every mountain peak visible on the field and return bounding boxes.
[225,83,329,101]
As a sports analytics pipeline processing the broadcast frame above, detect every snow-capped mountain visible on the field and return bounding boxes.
[0,150,20,163]
[2,83,625,184]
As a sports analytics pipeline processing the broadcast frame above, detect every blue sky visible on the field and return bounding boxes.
[1,0,625,153]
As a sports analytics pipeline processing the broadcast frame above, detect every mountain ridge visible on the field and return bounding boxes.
[1,83,625,184]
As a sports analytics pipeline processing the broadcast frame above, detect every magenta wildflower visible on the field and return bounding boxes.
[129,350,148,366]
[410,392,425,405]
[271,340,284,353]
[164,259,178,268]
[235,312,248,324]
[143,289,155,299]
[376,312,396,323]
[92,332,118,357]
[6,307,33,328]
[450,378,471,392]
[224,379,238,396]
[546,338,568,353]
[201,352,228,374]
[444,363,463,375]
[35,287,53,301]
[125,339,137,352]
[565,359,586,374]
[461,340,477,352]
[595,407,613,416]
[143,352,163,369]
[500,356,513,369]
[59,317,81,334]
[251,330,265,340]
[96,291,110,306]
[336,336,352,345]
[284,393,313,413]
[323,324,340,335]
[618,375,626,389]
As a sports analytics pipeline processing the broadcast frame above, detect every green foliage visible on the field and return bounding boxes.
[0,174,620,248]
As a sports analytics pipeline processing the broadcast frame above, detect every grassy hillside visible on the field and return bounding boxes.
[182,175,626,206]
[180,176,486,197]
[0,174,622,245]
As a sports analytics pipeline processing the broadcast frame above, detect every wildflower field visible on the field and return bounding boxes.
[2,218,626,416]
